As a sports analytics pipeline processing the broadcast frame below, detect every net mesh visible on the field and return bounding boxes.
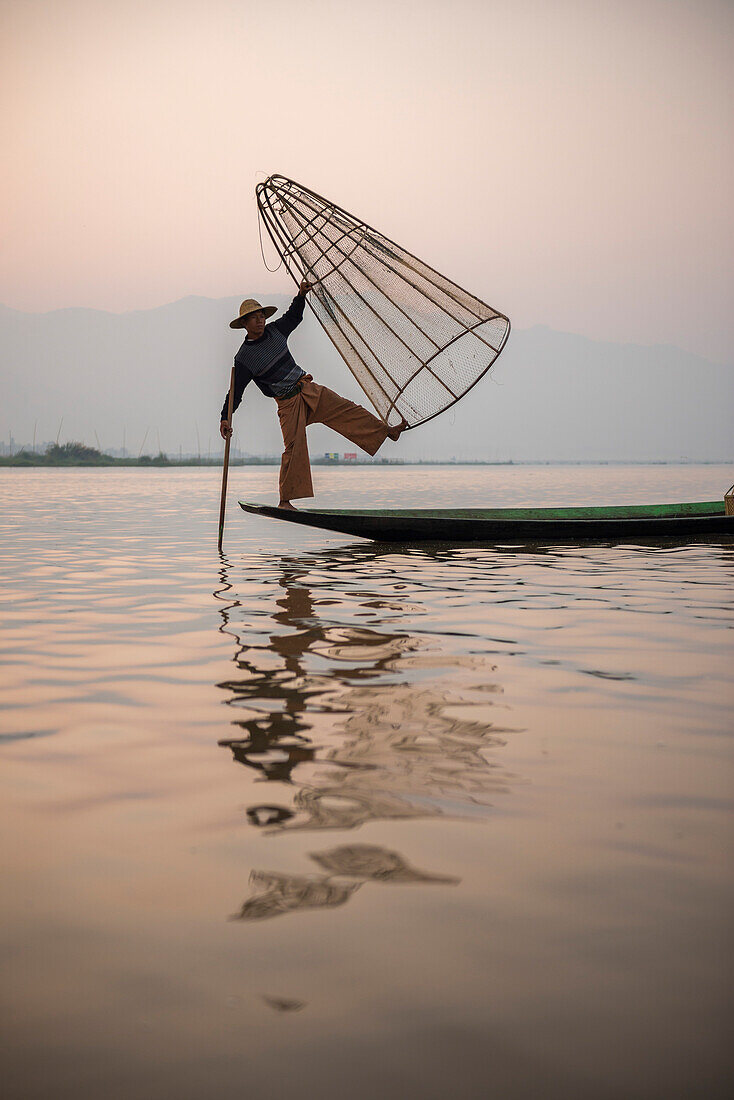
[256,175,510,428]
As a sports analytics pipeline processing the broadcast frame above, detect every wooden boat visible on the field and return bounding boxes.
[240,499,733,543]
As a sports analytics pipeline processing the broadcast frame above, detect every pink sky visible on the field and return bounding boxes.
[2,0,733,361]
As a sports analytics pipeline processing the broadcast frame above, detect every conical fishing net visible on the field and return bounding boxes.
[256,175,511,429]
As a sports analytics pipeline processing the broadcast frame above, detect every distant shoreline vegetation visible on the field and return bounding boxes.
[1,442,173,467]
[0,441,412,467]
[0,443,729,468]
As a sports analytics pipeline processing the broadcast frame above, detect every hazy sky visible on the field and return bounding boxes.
[2,0,733,361]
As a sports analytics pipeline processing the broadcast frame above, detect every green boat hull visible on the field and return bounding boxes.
[239,500,733,543]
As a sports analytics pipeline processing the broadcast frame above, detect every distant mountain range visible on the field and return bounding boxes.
[1,296,732,462]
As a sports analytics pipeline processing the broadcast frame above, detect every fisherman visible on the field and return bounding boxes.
[219,280,407,509]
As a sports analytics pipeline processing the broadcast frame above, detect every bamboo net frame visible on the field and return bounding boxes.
[256,175,511,429]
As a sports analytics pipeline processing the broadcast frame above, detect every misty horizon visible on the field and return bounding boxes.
[2,294,732,465]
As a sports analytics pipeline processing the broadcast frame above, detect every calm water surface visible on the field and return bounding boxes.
[1,465,733,1099]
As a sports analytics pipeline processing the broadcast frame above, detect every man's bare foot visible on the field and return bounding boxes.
[278,500,297,510]
[387,418,409,441]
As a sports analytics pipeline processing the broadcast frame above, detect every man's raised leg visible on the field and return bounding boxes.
[307,384,407,455]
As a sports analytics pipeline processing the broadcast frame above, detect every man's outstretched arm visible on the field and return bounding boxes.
[273,279,311,338]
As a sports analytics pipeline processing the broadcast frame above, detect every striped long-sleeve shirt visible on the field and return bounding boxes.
[220,294,306,421]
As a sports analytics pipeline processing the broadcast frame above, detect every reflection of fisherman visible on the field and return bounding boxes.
[219,281,407,509]
[218,563,320,787]
[222,717,314,784]
[216,554,512,843]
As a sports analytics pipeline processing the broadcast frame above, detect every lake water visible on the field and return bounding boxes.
[1,464,733,1099]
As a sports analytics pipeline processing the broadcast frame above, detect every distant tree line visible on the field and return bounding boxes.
[1,442,529,467]
[0,442,171,466]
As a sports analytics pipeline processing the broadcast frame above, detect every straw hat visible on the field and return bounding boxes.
[229,298,277,329]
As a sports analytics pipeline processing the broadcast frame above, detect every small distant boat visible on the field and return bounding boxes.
[240,499,733,543]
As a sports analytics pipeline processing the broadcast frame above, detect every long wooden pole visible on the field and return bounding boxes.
[217,366,235,551]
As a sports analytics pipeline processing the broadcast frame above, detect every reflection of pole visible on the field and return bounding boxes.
[213,555,238,632]
[218,366,235,551]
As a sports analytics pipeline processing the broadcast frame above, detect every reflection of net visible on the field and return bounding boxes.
[231,870,359,922]
[234,846,458,923]
[256,175,511,428]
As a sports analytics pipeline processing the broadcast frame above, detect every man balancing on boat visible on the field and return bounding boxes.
[219,281,408,509]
